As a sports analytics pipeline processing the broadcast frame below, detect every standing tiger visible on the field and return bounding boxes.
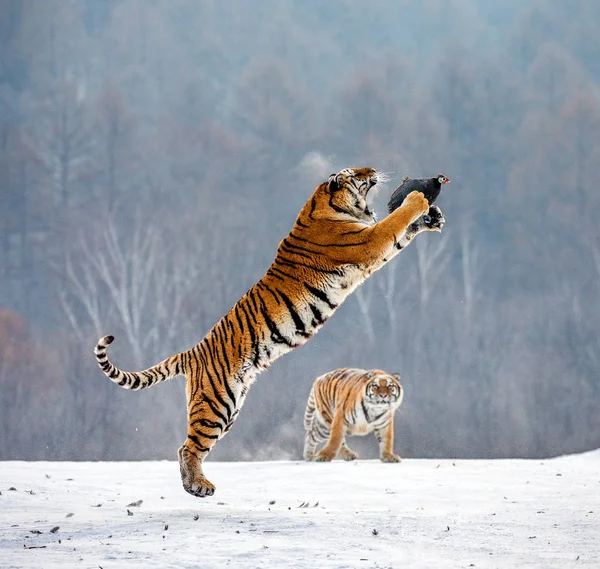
[94,167,445,498]
[303,368,404,463]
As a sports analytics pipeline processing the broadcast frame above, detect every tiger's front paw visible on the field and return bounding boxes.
[339,447,359,461]
[403,191,430,218]
[422,205,445,232]
[315,449,336,462]
[380,453,401,463]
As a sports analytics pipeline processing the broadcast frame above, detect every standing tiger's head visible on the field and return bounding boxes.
[322,167,384,223]
[365,372,403,407]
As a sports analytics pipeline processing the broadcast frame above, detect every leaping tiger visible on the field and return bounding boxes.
[94,167,445,498]
[303,368,404,463]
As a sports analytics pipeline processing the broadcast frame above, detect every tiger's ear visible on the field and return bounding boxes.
[367,372,373,379]
[391,373,401,381]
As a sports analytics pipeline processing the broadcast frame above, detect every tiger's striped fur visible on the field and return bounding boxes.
[94,167,444,498]
[304,368,404,463]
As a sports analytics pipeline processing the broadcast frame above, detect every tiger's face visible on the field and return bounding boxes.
[365,373,403,407]
[325,167,381,223]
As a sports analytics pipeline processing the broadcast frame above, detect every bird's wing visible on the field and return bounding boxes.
[399,179,421,193]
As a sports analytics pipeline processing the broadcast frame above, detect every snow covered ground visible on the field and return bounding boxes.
[1,454,598,568]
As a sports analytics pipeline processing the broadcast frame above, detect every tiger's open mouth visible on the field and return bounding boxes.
[364,172,384,219]
[363,176,378,196]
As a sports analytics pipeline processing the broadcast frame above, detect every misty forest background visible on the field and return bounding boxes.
[1,0,599,462]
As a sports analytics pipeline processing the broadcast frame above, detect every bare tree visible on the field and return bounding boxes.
[25,76,94,211]
[415,230,450,309]
[460,223,480,328]
[59,213,199,367]
[353,284,376,347]
[93,84,136,214]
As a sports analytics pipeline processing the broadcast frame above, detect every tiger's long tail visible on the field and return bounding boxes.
[94,335,185,390]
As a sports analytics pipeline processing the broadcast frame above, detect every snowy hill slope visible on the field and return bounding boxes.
[1,456,598,568]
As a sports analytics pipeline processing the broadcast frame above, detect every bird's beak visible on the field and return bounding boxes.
[443,178,451,184]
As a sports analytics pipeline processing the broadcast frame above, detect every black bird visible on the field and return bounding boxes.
[387,174,450,214]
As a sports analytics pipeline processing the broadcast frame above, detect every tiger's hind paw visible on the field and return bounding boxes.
[380,453,401,463]
[339,448,359,461]
[178,444,215,498]
[183,476,216,498]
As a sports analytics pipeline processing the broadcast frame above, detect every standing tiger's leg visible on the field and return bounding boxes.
[315,407,346,462]
[375,416,401,463]
[178,372,228,497]
[338,437,359,461]
[304,413,329,461]
[303,428,320,461]
[303,390,319,461]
